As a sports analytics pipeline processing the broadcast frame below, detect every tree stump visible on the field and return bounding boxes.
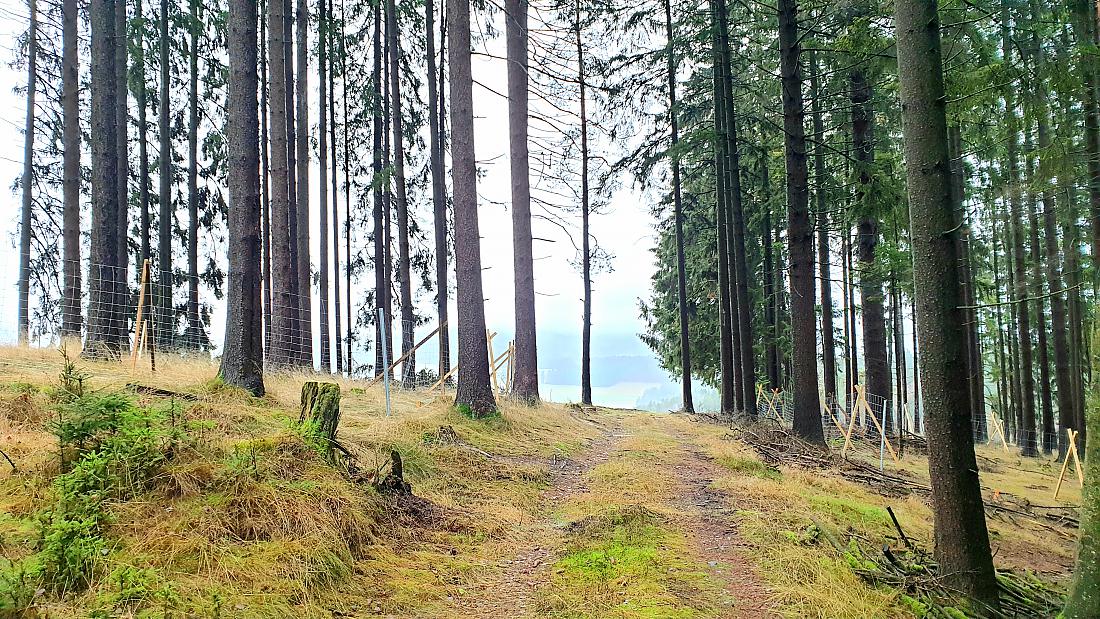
[374,450,412,495]
[299,381,341,452]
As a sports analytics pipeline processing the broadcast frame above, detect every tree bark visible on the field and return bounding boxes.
[577,5,593,407]
[852,68,891,431]
[185,0,204,349]
[157,0,172,349]
[267,0,297,367]
[895,0,999,605]
[61,0,81,338]
[427,0,449,383]
[387,0,414,387]
[372,0,390,377]
[1003,2,1038,457]
[507,0,539,403]
[448,0,496,415]
[17,0,36,344]
[295,0,311,366]
[1065,339,1100,617]
[318,0,330,372]
[87,0,122,356]
[115,0,130,347]
[710,0,734,414]
[261,0,272,350]
[716,0,755,413]
[663,0,692,413]
[810,48,836,406]
[761,145,779,393]
[778,0,821,442]
[137,0,151,276]
[220,0,265,396]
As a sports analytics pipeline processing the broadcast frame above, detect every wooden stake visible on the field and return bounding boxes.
[487,330,499,393]
[364,321,447,388]
[862,390,899,463]
[130,259,150,371]
[1051,428,1078,501]
[430,362,460,392]
[841,385,862,456]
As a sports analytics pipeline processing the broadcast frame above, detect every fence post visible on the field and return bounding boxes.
[378,308,391,417]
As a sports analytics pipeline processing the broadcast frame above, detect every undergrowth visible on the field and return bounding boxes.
[1,392,184,612]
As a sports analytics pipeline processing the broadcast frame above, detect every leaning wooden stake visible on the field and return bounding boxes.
[364,321,447,388]
[130,259,151,371]
[1054,428,1085,500]
[861,389,899,463]
[487,330,499,392]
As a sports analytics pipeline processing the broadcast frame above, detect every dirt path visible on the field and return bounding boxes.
[459,419,628,617]
[458,412,774,618]
[668,439,776,617]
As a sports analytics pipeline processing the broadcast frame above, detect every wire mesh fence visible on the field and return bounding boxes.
[13,259,519,397]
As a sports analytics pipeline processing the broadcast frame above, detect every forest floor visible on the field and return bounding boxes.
[0,346,1079,618]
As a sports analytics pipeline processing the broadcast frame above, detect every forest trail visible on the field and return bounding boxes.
[458,410,775,618]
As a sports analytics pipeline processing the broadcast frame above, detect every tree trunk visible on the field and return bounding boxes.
[387,0,414,387]
[577,6,592,407]
[260,0,272,350]
[87,0,122,356]
[427,0,449,383]
[220,0,265,396]
[318,0,330,372]
[329,0,342,374]
[717,0,755,413]
[371,0,389,377]
[1071,0,1100,265]
[448,0,496,415]
[778,0,821,443]
[115,0,130,348]
[948,124,985,442]
[809,49,836,406]
[710,0,734,414]
[852,68,891,432]
[761,145,779,393]
[338,0,351,373]
[507,0,539,403]
[17,0,36,344]
[61,0,81,338]
[186,0,203,349]
[1065,334,1100,617]
[137,0,151,276]
[283,0,301,365]
[894,0,999,605]
[1004,3,1038,457]
[663,0,692,413]
[910,288,921,433]
[295,0,311,367]
[268,0,297,367]
[158,0,172,349]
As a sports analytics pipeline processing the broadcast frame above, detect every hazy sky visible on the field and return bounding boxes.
[0,1,675,403]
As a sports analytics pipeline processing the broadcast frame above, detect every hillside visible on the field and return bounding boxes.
[0,346,1076,617]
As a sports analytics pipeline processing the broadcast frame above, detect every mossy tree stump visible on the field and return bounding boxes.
[300,381,341,453]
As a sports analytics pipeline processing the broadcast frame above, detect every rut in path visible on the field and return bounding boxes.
[460,420,627,617]
[668,437,776,618]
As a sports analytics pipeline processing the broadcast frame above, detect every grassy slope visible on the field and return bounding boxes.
[0,346,1076,618]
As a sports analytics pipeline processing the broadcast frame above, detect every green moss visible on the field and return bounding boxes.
[540,507,719,618]
[808,494,890,529]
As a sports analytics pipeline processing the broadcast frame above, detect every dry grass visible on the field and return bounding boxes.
[0,346,605,617]
[0,346,1077,618]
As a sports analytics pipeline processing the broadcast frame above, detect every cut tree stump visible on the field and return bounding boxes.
[300,381,342,453]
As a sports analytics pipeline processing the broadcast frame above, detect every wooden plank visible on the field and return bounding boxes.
[841,385,861,456]
[364,321,447,388]
[1054,430,1075,500]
